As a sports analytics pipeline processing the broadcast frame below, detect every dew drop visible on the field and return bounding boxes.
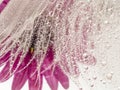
[79,88,83,90]
[83,53,88,59]
[100,80,106,84]
[93,75,97,80]
[90,84,94,87]
[102,80,106,84]
[84,66,89,70]
[101,61,107,66]
[104,20,109,24]
[106,73,113,80]
[105,44,111,49]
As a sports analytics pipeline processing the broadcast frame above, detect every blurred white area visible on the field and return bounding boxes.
[0,0,2,4]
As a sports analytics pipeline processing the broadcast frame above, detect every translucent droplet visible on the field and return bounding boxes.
[106,44,111,49]
[102,80,106,84]
[83,53,88,58]
[100,79,106,84]
[90,84,94,87]
[84,66,89,70]
[106,73,113,80]
[101,61,107,66]
[93,75,97,80]
[79,88,83,90]
[110,71,114,74]
[88,78,91,81]
[104,20,109,24]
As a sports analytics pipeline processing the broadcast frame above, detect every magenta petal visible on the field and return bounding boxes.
[12,53,32,90]
[17,52,32,71]
[0,52,21,82]
[0,3,6,13]
[11,53,21,72]
[54,66,69,89]
[0,51,10,66]
[28,60,43,90]
[44,69,58,90]
[0,0,10,13]
[12,69,28,90]
[0,62,10,82]
[28,73,43,90]
[42,49,58,90]
[42,47,58,90]
[4,0,10,3]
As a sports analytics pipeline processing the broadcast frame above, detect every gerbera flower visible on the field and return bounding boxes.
[0,0,97,90]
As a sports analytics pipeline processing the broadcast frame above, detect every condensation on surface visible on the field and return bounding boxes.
[79,0,120,90]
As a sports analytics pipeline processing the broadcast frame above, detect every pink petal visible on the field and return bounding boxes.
[43,69,58,90]
[41,47,59,90]
[4,0,10,3]
[45,47,54,63]
[0,51,10,66]
[0,3,6,13]
[12,68,28,90]
[11,54,20,72]
[54,66,69,89]
[0,0,10,13]
[42,48,58,90]
[17,52,32,71]
[28,60,43,90]
[0,53,21,82]
[28,73,43,90]
[11,53,31,90]
[0,62,10,82]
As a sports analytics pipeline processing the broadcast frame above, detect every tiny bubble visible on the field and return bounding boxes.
[106,73,113,80]
[104,20,109,24]
[83,53,88,58]
[90,84,94,87]
[100,80,106,84]
[79,88,83,90]
[102,80,106,84]
[101,61,107,66]
[84,66,89,70]
[93,75,97,80]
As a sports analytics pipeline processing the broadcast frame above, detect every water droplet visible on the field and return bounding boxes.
[88,78,91,81]
[104,20,109,24]
[93,75,97,80]
[106,73,113,80]
[106,44,111,49]
[79,88,83,90]
[100,79,106,84]
[84,66,88,70]
[102,80,106,84]
[110,71,114,74]
[90,84,94,87]
[101,61,107,66]
[83,53,88,58]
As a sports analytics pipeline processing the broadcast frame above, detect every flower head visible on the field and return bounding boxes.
[0,0,97,90]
